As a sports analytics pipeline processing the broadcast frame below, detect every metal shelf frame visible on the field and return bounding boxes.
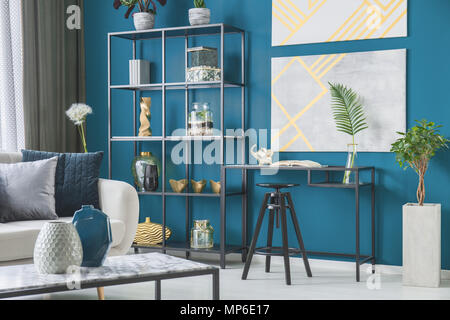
[107,24,246,268]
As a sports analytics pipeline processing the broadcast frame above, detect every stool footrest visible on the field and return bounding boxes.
[254,246,305,257]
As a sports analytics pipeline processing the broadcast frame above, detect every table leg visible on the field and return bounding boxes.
[355,171,360,282]
[155,280,161,300]
[97,287,105,300]
[212,270,220,300]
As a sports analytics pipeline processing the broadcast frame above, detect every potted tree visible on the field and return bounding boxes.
[391,120,449,287]
[189,0,210,26]
[113,0,167,30]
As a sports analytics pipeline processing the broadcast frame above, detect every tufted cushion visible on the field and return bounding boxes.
[22,150,104,217]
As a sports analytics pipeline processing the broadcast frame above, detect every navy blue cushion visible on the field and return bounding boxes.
[22,150,104,217]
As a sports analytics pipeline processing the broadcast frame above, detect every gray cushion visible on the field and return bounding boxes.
[0,157,59,223]
[21,150,103,217]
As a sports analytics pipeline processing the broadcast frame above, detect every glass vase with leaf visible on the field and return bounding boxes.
[329,83,368,184]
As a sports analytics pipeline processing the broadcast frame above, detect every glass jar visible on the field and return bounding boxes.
[131,152,161,192]
[188,102,213,136]
[343,144,358,184]
[190,220,214,249]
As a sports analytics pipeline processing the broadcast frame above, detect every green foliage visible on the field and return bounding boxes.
[390,119,449,171]
[329,82,368,142]
[194,0,206,8]
[121,0,137,6]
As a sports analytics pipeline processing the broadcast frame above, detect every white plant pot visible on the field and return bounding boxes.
[403,203,441,287]
[133,12,155,31]
[189,8,211,26]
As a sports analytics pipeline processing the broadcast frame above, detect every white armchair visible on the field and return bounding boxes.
[0,152,139,263]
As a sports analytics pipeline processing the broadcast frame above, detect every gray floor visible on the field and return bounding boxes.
[9,252,450,300]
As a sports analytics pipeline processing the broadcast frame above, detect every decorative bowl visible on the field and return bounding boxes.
[191,179,207,193]
[210,180,221,194]
[169,179,188,193]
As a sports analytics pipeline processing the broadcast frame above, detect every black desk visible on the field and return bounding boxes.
[220,165,375,282]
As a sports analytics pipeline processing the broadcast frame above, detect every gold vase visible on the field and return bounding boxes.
[191,179,206,193]
[139,97,152,137]
[169,179,188,193]
[134,217,171,246]
[210,180,221,194]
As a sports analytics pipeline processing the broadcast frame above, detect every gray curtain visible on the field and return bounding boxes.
[22,0,85,153]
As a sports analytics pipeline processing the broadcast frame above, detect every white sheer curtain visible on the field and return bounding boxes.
[0,0,24,152]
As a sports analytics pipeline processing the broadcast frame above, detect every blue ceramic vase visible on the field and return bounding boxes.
[72,205,112,267]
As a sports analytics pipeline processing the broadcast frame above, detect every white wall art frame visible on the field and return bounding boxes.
[272,0,408,46]
[271,49,406,152]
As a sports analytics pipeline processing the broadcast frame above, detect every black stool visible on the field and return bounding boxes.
[242,183,312,285]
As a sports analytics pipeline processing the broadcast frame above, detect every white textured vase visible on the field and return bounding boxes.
[403,203,441,287]
[34,222,83,274]
[189,8,211,26]
[133,12,155,31]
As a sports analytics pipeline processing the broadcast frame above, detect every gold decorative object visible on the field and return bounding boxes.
[139,97,152,137]
[134,217,171,246]
[210,180,221,194]
[169,179,188,193]
[191,179,206,193]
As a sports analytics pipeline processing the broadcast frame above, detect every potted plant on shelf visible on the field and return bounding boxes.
[329,82,368,184]
[113,0,167,31]
[189,0,210,26]
[391,119,449,288]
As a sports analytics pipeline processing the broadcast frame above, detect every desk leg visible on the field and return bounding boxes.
[155,280,161,300]
[355,171,360,282]
[371,168,376,273]
[212,270,220,300]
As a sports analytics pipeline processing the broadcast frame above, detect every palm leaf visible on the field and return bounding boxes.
[329,82,368,139]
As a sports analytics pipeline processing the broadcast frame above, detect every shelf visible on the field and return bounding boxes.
[138,191,244,197]
[166,192,219,197]
[109,24,244,41]
[110,81,244,91]
[308,182,373,189]
[132,241,243,254]
[111,136,245,142]
[111,136,163,142]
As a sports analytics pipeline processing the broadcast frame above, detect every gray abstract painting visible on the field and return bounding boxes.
[271,49,406,152]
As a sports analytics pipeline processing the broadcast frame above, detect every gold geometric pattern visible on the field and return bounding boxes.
[272,0,407,46]
[272,0,407,151]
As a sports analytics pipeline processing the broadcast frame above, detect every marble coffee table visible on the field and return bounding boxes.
[0,253,219,300]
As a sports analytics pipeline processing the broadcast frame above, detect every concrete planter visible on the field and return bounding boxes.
[403,203,441,287]
[189,8,211,26]
[133,12,155,31]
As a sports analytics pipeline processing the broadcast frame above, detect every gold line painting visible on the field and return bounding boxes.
[272,0,408,46]
[271,49,406,152]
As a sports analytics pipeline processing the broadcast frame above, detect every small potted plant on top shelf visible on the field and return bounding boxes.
[113,0,167,31]
[391,119,449,288]
[189,0,211,26]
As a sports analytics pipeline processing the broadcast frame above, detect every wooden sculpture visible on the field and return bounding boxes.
[139,97,152,136]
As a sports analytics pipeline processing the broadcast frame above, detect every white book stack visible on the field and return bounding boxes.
[129,59,150,85]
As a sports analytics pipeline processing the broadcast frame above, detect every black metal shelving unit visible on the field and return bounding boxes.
[107,24,246,269]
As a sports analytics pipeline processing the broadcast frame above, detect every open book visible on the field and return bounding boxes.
[271,160,323,168]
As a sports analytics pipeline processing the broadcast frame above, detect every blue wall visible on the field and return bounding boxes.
[84,0,450,267]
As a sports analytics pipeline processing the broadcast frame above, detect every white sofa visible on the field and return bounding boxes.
[0,152,139,265]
